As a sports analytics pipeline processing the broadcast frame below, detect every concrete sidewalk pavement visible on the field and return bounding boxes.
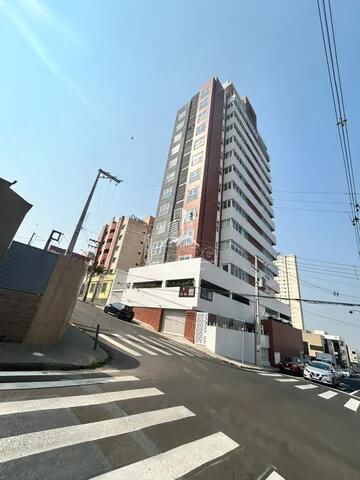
[0,325,108,370]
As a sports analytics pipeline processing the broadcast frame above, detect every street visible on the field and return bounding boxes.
[0,301,359,480]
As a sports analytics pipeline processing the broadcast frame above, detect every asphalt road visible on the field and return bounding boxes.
[0,301,359,480]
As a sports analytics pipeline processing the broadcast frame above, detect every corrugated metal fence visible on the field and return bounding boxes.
[0,241,58,295]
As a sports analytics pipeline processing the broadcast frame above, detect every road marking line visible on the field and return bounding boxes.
[0,388,163,416]
[125,335,172,355]
[350,389,360,396]
[276,378,299,383]
[295,384,318,390]
[266,472,286,479]
[258,373,283,377]
[158,337,205,357]
[99,334,142,356]
[149,337,195,356]
[112,335,158,355]
[0,406,195,463]
[344,398,360,412]
[318,390,338,400]
[138,335,185,356]
[88,431,238,480]
[0,369,120,377]
[0,376,138,391]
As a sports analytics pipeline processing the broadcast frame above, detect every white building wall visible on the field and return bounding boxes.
[123,258,291,324]
[206,325,270,366]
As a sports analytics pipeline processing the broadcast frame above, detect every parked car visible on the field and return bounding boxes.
[279,356,304,376]
[104,303,134,321]
[303,360,341,386]
[339,368,351,378]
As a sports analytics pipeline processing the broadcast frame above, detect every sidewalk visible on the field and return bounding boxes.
[0,325,108,371]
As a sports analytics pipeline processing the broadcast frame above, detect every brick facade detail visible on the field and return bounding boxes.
[184,310,197,343]
[133,307,162,331]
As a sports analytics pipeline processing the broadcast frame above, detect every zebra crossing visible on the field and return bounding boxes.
[257,371,360,414]
[0,368,286,480]
[98,332,207,359]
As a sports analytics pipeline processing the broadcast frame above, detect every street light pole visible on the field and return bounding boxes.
[254,256,262,368]
[349,309,360,314]
[66,169,121,256]
[83,239,102,302]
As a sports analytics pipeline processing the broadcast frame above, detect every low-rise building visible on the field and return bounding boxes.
[302,330,325,359]
[347,346,359,365]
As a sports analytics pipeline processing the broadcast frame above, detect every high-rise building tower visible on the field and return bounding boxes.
[274,254,304,330]
[149,77,279,298]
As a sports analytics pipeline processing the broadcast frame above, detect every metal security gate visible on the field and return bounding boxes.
[161,309,186,336]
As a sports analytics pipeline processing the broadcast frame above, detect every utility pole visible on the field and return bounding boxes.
[66,169,122,256]
[44,230,63,251]
[254,255,262,368]
[83,239,102,302]
[28,232,36,245]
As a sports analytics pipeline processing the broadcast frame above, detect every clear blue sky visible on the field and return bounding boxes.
[1,0,360,348]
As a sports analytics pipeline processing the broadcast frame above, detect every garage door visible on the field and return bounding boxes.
[161,309,186,336]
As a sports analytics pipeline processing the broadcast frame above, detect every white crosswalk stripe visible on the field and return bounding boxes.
[266,471,286,479]
[148,336,195,356]
[138,335,186,356]
[318,390,338,400]
[0,375,138,390]
[112,334,158,355]
[0,387,164,416]
[258,373,283,377]
[154,337,202,357]
[125,334,172,355]
[99,334,142,356]
[89,432,239,480]
[344,398,360,412]
[0,406,195,463]
[0,369,119,377]
[276,378,299,383]
[295,384,318,390]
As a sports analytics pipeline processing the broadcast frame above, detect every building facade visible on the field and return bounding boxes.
[148,77,281,306]
[274,254,304,330]
[97,215,154,274]
[83,215,154,305]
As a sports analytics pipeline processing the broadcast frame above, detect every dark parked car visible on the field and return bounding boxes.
[104,303,134,321]
[279,356,304,376]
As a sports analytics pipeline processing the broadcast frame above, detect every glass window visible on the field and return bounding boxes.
[176,120,185,131]
[155,221,167,235]
[200,88,209,98]
[152,241,162,255]
[199,99,208,110]
[189,168,201,183]
[168,157,178,169]
[165,171,176,183]
[173,132,182,144]
[185,208,197,222]
[187,187,199,202]
[158,203,170,216]
[192,151,203,165]
[193,136,204,150]
[171,144,180,156]
[177,109,186,120]
[198,110,208,122]
[101,283,107,293]
[181,230,193,246]
[162,186,173,199]
[195,123,206,136]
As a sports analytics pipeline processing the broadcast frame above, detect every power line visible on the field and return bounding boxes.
[316,0,360,258]
[304,308,360,328]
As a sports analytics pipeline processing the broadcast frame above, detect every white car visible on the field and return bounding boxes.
[303,360,340,387]
[339,369,351,378]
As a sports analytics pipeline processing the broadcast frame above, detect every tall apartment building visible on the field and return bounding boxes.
[149,77,279,299]
[274,254,304,330]
[98,215,154,273]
